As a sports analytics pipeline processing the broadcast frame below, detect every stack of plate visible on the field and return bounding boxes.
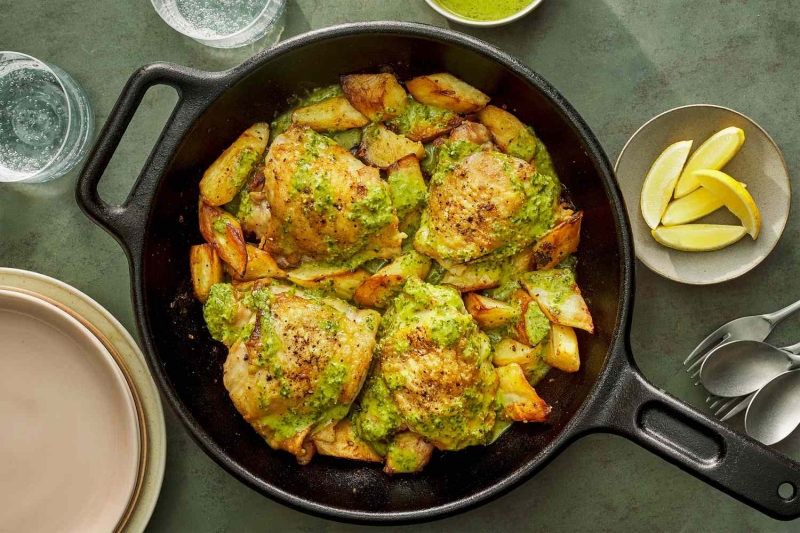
[0,268,166,533]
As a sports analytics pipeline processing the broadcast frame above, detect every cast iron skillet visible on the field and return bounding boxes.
[76,22,800,524]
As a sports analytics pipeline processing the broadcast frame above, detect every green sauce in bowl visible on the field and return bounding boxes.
[434,0,535,21]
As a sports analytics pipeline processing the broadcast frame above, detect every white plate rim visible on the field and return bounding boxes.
[0,268,166,533]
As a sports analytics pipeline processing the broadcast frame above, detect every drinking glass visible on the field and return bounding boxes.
[0,52,94,183]
[151,0,286,49]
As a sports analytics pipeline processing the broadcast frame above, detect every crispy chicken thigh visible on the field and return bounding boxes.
[249,124,403,266]
[353,277,498,451]
[414,143,559,264]
[214,283,380,463]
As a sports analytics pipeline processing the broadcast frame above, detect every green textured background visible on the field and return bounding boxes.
[2,1,799,531]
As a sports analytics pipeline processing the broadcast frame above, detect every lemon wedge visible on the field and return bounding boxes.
[673,127,745,198]
[640,140,693,229]
[694,169,761,238]
[661,188,723,226]
[661,181,747,225]
[652,224,747,251]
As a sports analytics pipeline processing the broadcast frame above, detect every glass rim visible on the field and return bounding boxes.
[151,0,285,42]
[0,51,73,183]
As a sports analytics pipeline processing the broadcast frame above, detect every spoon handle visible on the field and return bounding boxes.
[765,298,800,325]
[783,345,800,367]
[782,341,800,356]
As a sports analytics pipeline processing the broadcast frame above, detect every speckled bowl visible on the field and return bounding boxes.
[615,104,790,285]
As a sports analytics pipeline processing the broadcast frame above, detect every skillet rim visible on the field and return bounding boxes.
[135,21,635,524]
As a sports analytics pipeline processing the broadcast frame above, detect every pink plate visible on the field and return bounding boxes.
[0,289,140,532]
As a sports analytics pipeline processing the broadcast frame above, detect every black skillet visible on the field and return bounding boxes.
[75,22,800,524]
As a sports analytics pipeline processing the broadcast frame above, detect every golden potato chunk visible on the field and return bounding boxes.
[225,245,286,282]
[531,211,582,271]
[189,244,224,303]
[508,288,535,345]
[359,123,425,168]
[546,323,580,373]
[521,269,594,333]
[312,419,383,463]
[406,73,490,114]
[495,363,551,423]
[493,338,540,367]
[384,432,434,475]
[353,251,432,308]
[198,201,248,276]
[291,96,370,132]
[287,267,371,301]
[464,293,520,330]
[341,73,407,121]
[477,105,537,162]
[199,123,269,206]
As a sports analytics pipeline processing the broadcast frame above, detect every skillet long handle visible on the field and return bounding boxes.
[75,63,219,257]
[585,351,800,520]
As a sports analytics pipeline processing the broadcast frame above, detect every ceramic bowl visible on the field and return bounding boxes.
[615,104,790,284]
[423,0,544,27]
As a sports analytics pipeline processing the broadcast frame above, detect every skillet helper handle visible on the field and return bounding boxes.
[592,357,800,520]
[76,62,216,255]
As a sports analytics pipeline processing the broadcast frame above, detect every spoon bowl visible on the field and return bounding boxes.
[745,369,800,445]
[700,339,800,397]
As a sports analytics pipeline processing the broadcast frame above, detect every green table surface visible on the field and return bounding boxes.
[2,1,800,531]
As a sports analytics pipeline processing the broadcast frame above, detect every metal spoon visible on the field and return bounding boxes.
[699,339,800,397]
[745,369,800,445]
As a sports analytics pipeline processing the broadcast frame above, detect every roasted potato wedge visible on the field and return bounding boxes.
[285,262,355,284]
[476,105,537,162]
[508,289,534,345]
[464,293,520,330]
[531,212,583,271]
[521,269,594,333]
[199,123,269,206]
[359,123,425,168]
[354,251,432,308]
[387,97,462,142]
[198,201,248,276]
[296,269,372,301]
[495,363,551,423]
[546,323,580,373]
[312,419,383,463]
[189,244,224,303]
[441,263,501,292]
[406,73,490,114]
[287,263,372,300]
[384,432,434,475]
[291,96,370,132]
[341,73,407,121]
[225,245,287,282]
[386,155,428,220]
[493,338,540,367]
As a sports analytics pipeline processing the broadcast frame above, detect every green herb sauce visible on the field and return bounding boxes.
[387,97,457,140]
[203,283,244,345]
[434,0,535,21]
